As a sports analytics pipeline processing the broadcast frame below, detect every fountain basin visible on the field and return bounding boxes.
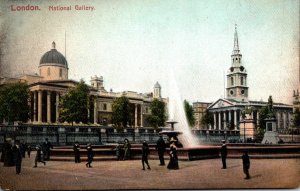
[49,144,300,161]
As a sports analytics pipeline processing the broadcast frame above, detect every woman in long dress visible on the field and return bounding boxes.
[167,141,179,170]
[123,139,131,160]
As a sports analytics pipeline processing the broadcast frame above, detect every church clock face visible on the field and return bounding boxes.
[241,90,245,95]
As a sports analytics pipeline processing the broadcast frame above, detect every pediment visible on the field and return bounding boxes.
[208,99,235,109]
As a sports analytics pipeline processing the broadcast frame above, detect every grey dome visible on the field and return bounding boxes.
[39,42,68,67]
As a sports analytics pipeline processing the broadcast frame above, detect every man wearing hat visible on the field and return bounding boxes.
[156,135,166,166]
[242,151,250,179]
[220,140,227,169]
[12,140,22,174]
[73,141,81,163]
[86,143,94,168]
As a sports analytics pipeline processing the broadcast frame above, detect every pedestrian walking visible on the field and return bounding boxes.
[123,138,131,160]
[156,135,166,166]
[27,145,31,158]
[21,141,26,158]
[3,138,14,166]
[12,140,22,174]
[141,141,151,170]
[167,138,179,170]
[86,144,94,168]
[242,151,251,179]
[42,138,53,161]
[73,142,81,163]
[33,145,46,168]
[220,140,227,169]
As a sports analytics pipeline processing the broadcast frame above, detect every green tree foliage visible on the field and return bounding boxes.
[59,80,90,124]
[0,82,30,123]
[111,96,130,128]
[147,98,166,128]
[293,108,300,128]
[184,100,195,127]
[201,109,214,129]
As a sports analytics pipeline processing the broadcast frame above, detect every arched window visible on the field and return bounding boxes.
[231,77,234,86]
[241,76,244,85]
[47,68,50,76]
[59,68,62,77]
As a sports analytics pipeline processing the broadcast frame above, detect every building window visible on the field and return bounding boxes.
[241,77,244,85]
[231,77,234,86]
[103,103,107,110]
[59,68,62,77]
[47,68,50,76]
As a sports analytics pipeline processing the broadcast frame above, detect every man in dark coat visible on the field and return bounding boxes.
[123,138,131,160]
[42,138,53,161]
[141,141,151,170]
[220,140,227,169]
[33,145,46,168]
[21,141,27,158]
[12,140,22,174]
[73,142,81,163]
[3,138,14,166]
[86,144,94,168]
[242,151,250,179]
[156,135,166,166]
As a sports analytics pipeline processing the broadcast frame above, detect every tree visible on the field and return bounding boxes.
[201,110,214,129]
[0,82,30,123]
[147,98,166,129]
[59,80,90,124]
[111,96,130,128]
[184,100,195,127]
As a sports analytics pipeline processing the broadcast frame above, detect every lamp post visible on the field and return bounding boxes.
[241,110,246,143]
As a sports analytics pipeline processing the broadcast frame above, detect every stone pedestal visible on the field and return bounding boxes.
[100,128,107,144]
[58,127,66,146]
[240,117,256,142]
[262,117,279,144]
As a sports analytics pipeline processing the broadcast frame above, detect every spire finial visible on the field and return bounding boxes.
[52,41,56,49]
[233,24,239,54]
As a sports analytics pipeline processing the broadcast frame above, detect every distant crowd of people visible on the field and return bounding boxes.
[0,136,251,179]
[0,138,52,174]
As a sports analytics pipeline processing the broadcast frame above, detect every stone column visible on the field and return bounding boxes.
[33,91,37,122]
[277,112,281,128]
[140,104,143,127]
[223,111,226,130]
[134,104,138,127]
[218,112,221,130]
[229,110,232,125]
[256,111,260,126]
[213,112,217,130]
[38,90,42,123]
[283,112,287,129]
[94,98,97,124]
[56,93,59,123]
[234,110,237,130]
[47,91,51,123]
[288,113,292,129]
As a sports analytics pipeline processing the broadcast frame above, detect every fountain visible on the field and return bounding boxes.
[159,120,183,147]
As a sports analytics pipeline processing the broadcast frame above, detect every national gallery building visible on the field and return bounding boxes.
[0,42,166,127]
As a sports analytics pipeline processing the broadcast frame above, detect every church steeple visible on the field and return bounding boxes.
[233,24,240,55]
[226,25,249,102]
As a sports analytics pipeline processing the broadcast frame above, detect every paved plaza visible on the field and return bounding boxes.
[0,152,299,190]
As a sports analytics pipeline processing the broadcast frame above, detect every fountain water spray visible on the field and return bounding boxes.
[168,70,199,147]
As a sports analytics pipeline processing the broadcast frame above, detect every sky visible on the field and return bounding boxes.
[0,0,299,104]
